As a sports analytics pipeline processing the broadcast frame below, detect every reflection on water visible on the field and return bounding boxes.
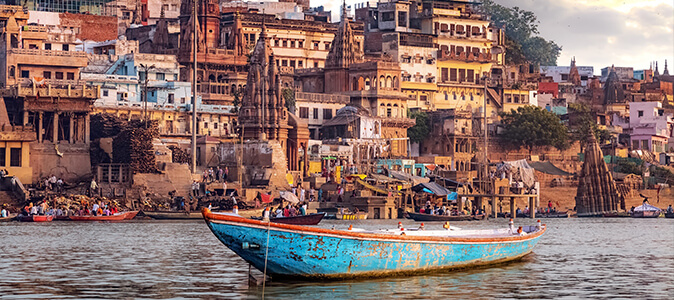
[1,218,673,299]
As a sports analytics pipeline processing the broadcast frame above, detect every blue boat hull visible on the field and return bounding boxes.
[204,213,544,279]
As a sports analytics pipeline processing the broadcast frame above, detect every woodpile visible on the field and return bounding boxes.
[575,132,620,216]
[112,121,160,174]
[168,145,191,164]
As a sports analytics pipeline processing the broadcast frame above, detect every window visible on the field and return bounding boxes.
[638,110,644,117]
[290,60,296,68]
[441,68,449,82]
[43,71,51,79]
[62,44,69,51]
[450,68,457,81]
[214,123,218,129]
[313,108,318,119]
[561,74,569,80]
[181,97,186,104]
[290,41,295,48]
[281,60,288,67]
[28,44,38,49]
[314,62,319,68]
[382,12,394,21]
[21,70,29,78]
[313,41,319,50]
[299,107,309,118]
[102,90,109,97]
[458,69,466,82]
[156,73,165,80]
[426,77,434,83]
[204,122,209,129]
[467,70,474,82]
[398,11,407,27]
[67,72,75,80]
[298,61,303,68]
[323,108,333,120]
[324,42,331,50]
[298,41,303,48]
[168,93,174,104]
[420,95,428,102]
[0,148,5,166]
[402,56,411,63]
[282,40,287,47]
[10,148,21,167]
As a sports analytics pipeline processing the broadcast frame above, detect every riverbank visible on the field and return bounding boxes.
[538,187,674,211]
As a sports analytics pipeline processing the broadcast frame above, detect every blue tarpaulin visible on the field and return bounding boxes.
[412,182,451,196]
[447,192,458,200]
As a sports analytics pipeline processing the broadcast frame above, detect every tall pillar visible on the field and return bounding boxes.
[529,196,536,219]
[53,112,59,143]
[510,197,516,219]
[69,114,75,144]
[491,196,497,218]
[38,112,43,143]
[23,111,28,126]
[85,114,90,144]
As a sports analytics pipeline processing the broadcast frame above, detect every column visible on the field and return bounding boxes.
[38,112,43,143]
[85,114,90,144]
[23,111,28,126]
[529,196,536,219]
[69,114,75,144]
[53,112,59,143]
[491,196,497,218]
[510,197,516,220]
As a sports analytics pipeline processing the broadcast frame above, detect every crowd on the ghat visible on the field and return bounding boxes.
[419,199,485,216]
[269,203,309,218]
[17,197,122,217]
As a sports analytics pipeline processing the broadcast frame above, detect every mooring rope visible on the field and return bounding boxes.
[261,219,271,299]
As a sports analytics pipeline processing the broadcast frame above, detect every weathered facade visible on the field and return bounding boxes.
[0,6,98,182]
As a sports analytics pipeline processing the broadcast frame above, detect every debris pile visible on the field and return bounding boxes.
[168,145,191,164]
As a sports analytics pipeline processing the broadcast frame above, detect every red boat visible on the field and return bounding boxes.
[252,213,325,225]
[68,211,138,222]
[17,215,54,222]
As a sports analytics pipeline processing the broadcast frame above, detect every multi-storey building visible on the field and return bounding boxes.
[355,0,506,114]
[0,6,98,183]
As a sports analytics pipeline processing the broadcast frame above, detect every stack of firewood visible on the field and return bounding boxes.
[168,145,191,164]
[112,123,160,174]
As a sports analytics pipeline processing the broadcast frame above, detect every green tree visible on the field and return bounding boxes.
[407,111,428,144]
[231,90,241,113]
[499,106,569,153]
[483,0,562,66]
[568,103,612,149]
[282,88,295,112]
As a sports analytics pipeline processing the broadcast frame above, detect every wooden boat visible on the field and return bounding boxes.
[602,211,630,218]
[631,203,662,218]
[202,208,546,279]
[123,211,140,220]
[68,211,138,221]
[252,213,325,225]
[17,215,54,222]
[407,212,475,222]
[143,210,204,220]
[0,213,17,222]
[665,212,674,218]
[538,212,571,218]
[335,212,368,220]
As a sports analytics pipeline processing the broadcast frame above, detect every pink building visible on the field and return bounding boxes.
[625,102,673,153]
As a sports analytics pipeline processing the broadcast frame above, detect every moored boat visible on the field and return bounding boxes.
[203,208,546,280]
[68,211,138,221]
[143,210,204,220]
[17,215,54,222]
[335,212,368,220]
[539,212,572,218]
[665,212,674,218]
[123,211,140,220]
[631,203,662,218]
[252,213,325,225]
[407,212,475,222]
[0,213,17,222]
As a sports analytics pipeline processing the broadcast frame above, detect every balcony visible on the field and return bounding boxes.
[1,80,99,100]
[437,49,493,63]
[296,92,350,104]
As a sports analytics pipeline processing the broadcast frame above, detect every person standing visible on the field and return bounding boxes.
[224,166,229,182]
[89,179,98,197]
[191,181,199,197]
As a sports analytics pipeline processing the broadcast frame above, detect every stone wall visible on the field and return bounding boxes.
[219,140,290,190]
[30,142,91,183]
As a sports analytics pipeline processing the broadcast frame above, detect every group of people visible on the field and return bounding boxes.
[270,203,308,218]
[1,204,10,217]
[202,166,229,184]
[43,175,66,194]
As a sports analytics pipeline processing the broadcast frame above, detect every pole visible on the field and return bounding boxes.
[483,77,489,194]
[144,73,148,127]
[191,0,198,174]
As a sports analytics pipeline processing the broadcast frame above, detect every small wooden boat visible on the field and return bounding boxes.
[538,212,572,218]
[123,211,139,220]
[17,215,54,222]
[68,211,138,221]
[203,208,546,280]
[407,212,475,222]
[252,213,325,225]
[665,212,674,218]
[631,203,662,218]
[0,213,17,222]
[602,211,630,218]
[143,210,204,220]
[335,212,368,220]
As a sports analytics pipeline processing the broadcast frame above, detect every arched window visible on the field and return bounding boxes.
[386,76,392,88]
[444,92,448,100]
[8,66,15,78]
[353,77,358,91]
[393,76,398,88]
[365,77,371,90]
[358,76,365,91]
[379,75,385,88]
[209,74,216,82]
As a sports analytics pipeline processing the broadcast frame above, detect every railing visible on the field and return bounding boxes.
[296,92,350,104]
[9,48,87,58]
[81,73,139,82]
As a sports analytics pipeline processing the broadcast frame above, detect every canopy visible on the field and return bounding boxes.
[634,203,661,212]
[412,182,450,196]
[495,159,536,188]
[279,191,299,204]
[529,161,574,176]
[356,178,391,195]
[389,170,429,185]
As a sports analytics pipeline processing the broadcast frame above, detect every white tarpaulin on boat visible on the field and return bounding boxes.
[279,191,300,204]
[634,203,661,212]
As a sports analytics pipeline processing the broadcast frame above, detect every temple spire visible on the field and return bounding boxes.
[655,61,660,76]
[325,0,363,69]
[664,59,670,76]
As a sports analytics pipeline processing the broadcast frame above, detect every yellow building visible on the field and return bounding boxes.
[0,135,34,184]
[502,88,533,113]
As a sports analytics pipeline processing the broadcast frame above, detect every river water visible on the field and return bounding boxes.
[1,217,673,299]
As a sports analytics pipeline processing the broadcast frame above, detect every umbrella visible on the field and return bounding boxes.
[279,191,300,204]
